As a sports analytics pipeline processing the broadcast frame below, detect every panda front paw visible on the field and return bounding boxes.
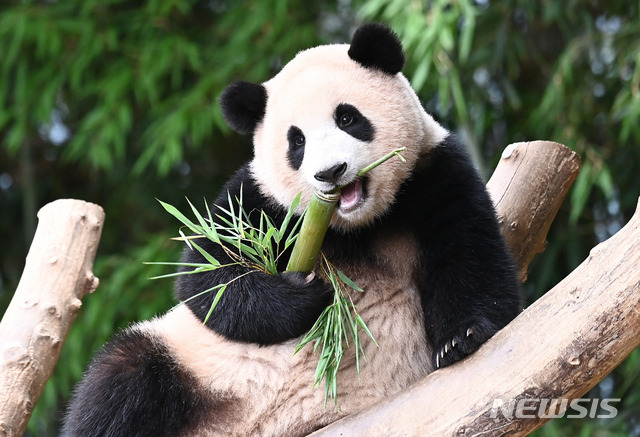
[280,271,333,306]
[281,271,317,286]
[432,323,495,369]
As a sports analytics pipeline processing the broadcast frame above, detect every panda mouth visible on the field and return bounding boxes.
[338,177,366,212]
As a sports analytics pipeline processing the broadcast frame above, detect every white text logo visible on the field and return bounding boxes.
[489,398,621,419]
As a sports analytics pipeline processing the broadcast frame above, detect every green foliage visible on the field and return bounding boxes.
[360,0,478,136]
[0,0,329,175]
[154,192,303,317]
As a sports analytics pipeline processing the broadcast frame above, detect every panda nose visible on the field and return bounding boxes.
[314,163,347,184]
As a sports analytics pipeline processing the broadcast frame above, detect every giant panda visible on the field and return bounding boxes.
[63,23,520,436]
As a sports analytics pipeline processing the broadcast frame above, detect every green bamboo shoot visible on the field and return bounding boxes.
[286,191,340,273]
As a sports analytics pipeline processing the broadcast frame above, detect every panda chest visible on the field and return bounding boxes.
[324,231,434,395]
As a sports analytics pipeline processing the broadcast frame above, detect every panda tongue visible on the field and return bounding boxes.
[339,179,363,210]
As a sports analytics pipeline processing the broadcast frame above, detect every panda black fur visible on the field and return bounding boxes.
[63,23,520,436]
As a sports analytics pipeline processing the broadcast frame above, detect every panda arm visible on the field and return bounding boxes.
[406,136,521,368]
[174,165,332,345]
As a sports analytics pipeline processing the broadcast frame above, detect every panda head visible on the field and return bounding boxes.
[220,23,448,230]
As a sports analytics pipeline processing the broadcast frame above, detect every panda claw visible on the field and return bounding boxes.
[305,272,316,283]
[466,328,473,337]
[436,354,440,369]
[451,339,457,348]
[444,343,449,354]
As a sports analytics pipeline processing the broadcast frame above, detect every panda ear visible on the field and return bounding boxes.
[219,81,268,134]
[347,23,405,75]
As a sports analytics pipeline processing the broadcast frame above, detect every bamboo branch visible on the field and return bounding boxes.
[0,199,104,437]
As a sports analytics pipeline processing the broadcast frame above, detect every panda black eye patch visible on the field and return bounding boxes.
[287,126,306,170]
[334,103,375,142]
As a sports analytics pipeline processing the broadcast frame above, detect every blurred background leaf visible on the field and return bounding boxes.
[1,0,639,435]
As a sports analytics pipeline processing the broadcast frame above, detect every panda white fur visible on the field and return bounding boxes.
[63,23,520,436]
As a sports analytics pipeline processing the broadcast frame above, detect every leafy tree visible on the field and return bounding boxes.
[1,0,639,435]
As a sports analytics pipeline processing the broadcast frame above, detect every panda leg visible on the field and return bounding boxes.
[63,327,229,437]
[402,136,521,369]
[420,246,521,370]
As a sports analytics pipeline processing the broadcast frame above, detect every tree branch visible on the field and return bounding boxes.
[308,142,640,436]
[0,199,104,437]
[486,141,581,281]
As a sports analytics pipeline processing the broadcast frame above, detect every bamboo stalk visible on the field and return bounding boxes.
[286,191,340,273]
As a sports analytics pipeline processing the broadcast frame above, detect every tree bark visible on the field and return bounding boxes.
[0,199,104,437]
[311,148,640,436]
[486,141,581,281]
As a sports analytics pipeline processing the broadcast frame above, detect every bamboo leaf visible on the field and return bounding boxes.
[217,234,260,258]
[258,209,267,238]
[203,200,221,244]
[227,190,240,234]
[157,199,202,234]
[187,197,210,230]
[280,192,302,238]
[356,314,378,347]
[458,7,475,64]
[570,161,593,224]
[336,269,364,292]
[190,239,220,267]
[203,284,227,324]
[144,261,214,267]
[146,266,217,280]
[178,228,193,250]
[284,214,304,249]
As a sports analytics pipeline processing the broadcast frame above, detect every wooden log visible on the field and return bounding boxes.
[486,141,581,281]
[0,199,104,437]
[311,170,640,436]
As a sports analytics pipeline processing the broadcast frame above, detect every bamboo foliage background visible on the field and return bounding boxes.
[1,0,639,435]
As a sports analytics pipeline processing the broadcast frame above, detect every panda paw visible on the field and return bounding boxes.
[280,271,333,306]
[432,323,494,369]
[281,271,317,286]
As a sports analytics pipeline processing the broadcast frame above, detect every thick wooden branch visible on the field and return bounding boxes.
[311,142,640,436]
[0,199,104,437]
[487,141,581,281]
